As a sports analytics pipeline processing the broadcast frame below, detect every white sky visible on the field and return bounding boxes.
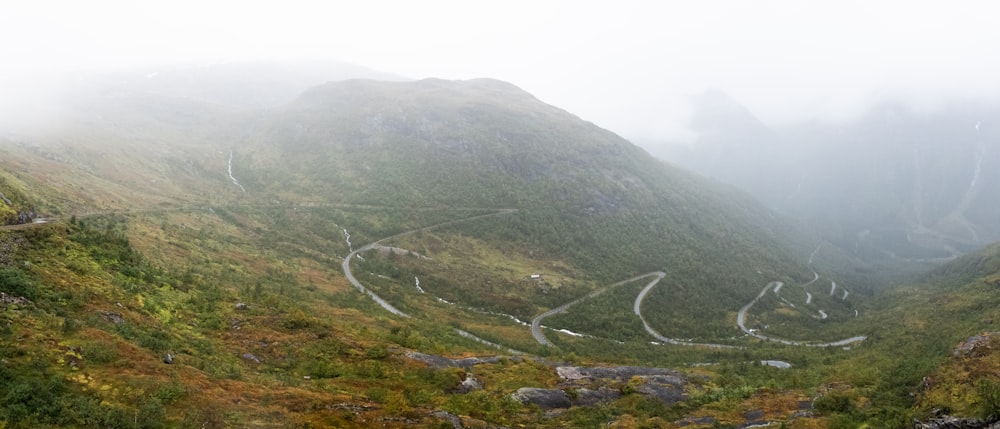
[2,0,998,145]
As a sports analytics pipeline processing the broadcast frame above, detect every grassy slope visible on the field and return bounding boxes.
[0,76,954,428]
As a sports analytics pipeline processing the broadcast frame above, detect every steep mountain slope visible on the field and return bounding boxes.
[0,71,878,427]
[236,78,847,336]
[658,93,1000,264]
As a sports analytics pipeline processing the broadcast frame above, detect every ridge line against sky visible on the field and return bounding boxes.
[2,0,997,146]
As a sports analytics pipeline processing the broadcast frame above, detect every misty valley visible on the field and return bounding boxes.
[2,62,1000,428]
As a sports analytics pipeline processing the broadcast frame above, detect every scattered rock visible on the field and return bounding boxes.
[914,415,1000,429]
[235,302,249,310]
[99,311,125,324]
[742,409,766,427]
[432,410,463,429]
[570,387,620,406]
[635,378,686,405]
[557,365,685,382]
[0,292,29,306]
[953,333,1000,357]
[556,366,585,380]
[454,374,483,393]
[557,365,689,406]
[327,403,377,413]
[511,388,572,409]
[163,353,173,364]
[241,353,261,364]
[676,416,717,427]
[405,351,505,369]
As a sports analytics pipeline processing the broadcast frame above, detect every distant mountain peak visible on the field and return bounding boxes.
[688,89,772,137]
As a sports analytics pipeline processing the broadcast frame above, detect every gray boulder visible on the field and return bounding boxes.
[454,375,483,393]
[635,379,686,405]
[511,388,571,409]
[570,387,620,406]
[557,365,684,381]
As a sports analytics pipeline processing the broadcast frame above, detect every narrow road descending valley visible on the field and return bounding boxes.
[341,209,518,319]
[737,282,867,347]
[633,273,738,349]
[530,272,665,346]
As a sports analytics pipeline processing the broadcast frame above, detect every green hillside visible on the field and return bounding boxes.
[0,73,960,428]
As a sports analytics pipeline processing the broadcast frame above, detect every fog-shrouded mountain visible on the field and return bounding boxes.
[96,59,409,109]
[4,62,986,428]
[658,91,1000,263]
[3,75,839,332]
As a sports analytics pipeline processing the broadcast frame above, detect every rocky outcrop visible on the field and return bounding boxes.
[558,365,687,405]
[634,377,686,405]
[914,415,1000,429]
[0,291,29,306]
[676,416,717,427]
[15,209,36,225]
[570,387,621,406]
[405,351,507,369]
[511,365,690,410]
[741,409,767,427]
[430,410,511,429]
[454,374,483,393]
[432,411,464,429]
[99,311,125,324]
[2,208,38,226]
[953,333,1000,357]
[557,365,685,382]
[511,388,572,409]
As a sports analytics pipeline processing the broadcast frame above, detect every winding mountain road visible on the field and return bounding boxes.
[341,209,518,319]
[530,272,665,346]
[633,273,738,349]
[737,282,867,347]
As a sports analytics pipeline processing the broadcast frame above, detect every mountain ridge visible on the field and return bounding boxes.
[0,66,953,427]
[658,91,1000,265]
